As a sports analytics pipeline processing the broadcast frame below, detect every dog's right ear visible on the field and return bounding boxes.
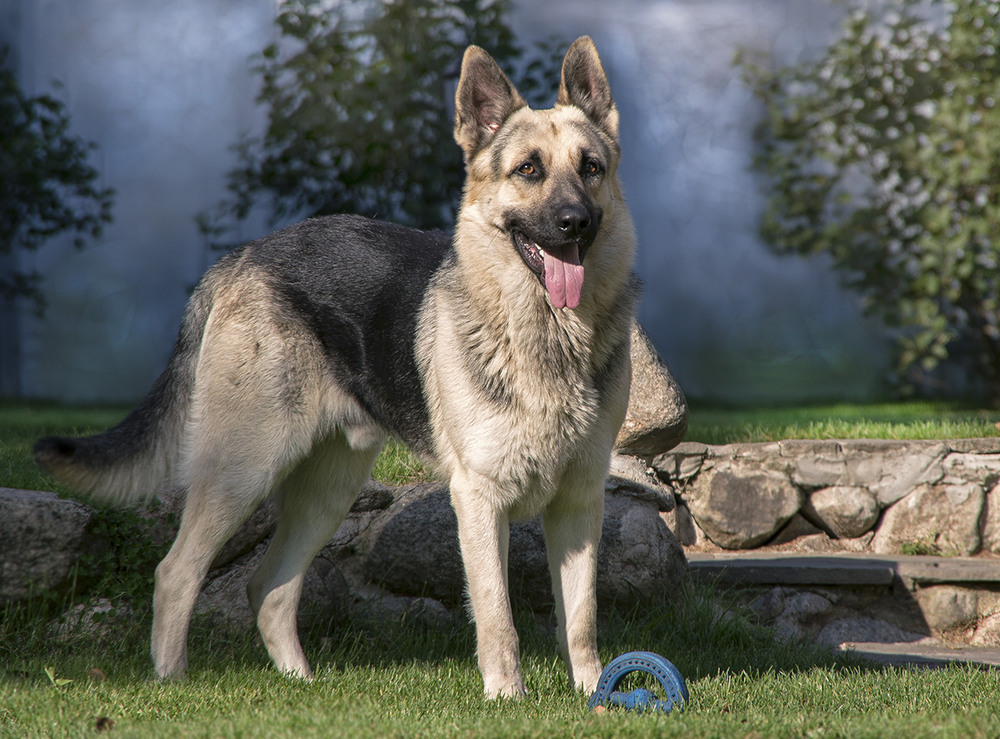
[454,46,526,160]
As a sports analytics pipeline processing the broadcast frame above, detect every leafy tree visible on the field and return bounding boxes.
[740,0,1000,400]
[0,47,114,313]
[200,0,563,245]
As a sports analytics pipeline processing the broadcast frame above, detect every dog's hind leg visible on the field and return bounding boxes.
[152,467,273,679]
[247,431,383,678]
[542,477,604,693]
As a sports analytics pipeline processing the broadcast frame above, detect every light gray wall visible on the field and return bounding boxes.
[4,0,275,402]
[3,0,892,404]
[511,0,891,402]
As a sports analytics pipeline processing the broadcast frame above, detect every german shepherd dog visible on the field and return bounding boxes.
[35,36,637,699]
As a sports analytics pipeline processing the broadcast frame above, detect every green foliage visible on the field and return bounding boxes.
[899,536,944,556]
[200,0,563,245]
[740,0,1000,399]
[0,47,114,313]
[80,505,175,606]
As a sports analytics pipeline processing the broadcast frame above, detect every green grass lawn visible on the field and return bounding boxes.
[5,589,1000,738]
[685,400,1000,445]
[4,580,1000,738]
[4,398,1000,736]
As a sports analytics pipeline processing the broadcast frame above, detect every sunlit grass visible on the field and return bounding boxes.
[370,439,435,485]
[686,400,1000,445]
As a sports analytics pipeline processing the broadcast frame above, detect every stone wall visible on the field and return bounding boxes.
[0,475,688,632]
[653,439,1000,556]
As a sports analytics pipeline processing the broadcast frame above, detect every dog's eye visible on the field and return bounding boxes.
[582,159,603,177]
[517,162,537,176]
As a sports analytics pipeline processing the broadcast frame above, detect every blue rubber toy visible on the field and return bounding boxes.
[588,651,688,714]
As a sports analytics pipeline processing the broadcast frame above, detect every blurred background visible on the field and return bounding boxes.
[3,0,982,406]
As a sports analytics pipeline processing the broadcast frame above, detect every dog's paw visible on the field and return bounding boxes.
[572,662,603,694]
[483,676,528,700]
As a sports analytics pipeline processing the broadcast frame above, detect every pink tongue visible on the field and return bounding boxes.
[543,244,584,309]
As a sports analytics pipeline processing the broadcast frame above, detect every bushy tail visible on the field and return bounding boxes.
[34,283,214,507]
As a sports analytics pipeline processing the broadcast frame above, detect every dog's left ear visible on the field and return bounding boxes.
[454,46,527,160]
[557,36,618,140]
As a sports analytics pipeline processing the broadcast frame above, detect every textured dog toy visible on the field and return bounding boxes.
[588,651,688,714]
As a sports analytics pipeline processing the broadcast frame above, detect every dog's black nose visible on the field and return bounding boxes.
[556,204,592,238]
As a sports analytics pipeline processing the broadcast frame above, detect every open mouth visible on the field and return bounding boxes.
[512,231,586,310]
[513,232,546,275]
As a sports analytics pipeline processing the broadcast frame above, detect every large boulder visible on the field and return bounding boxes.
[356,482,687,610]
[615,321,688,457]
[0,488,103,602]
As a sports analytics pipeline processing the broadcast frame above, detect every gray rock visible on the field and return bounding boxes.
[0,488,102,602]
[48,597,133,640]
[817,616,927,646]
[768,514,825,546]
[980,483,1000,555]
[615,321,688,457]
[971,613,1000,647]
[652,442,707,482]
[351,594,454,629]
[868,443,947,506]
[749,587,786,622]
[941,451,1000,486]
[350,481,396,512]
[195,544,349,629]
[772,531,874,554]
[773,591,833,640]
[683,466,802,549]
[607,454,675,512]
[659,502,699,547]
[781,590,834,621]
[358,482,687,610]
[597,491,688,606]
[803,486,879,539]
[916,586,979,633]
[871,483,984,556]
[788,440,947,506]
[360,484,465,605]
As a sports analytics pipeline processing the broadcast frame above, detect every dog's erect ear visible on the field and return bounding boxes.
[454,46,527,160]
[557,36,618,139]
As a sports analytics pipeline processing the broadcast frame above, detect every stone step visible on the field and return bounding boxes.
[838,641,1000,669]
[687,551,1000,666]
[687,552,1000,590]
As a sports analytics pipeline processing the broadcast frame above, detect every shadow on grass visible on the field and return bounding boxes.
[292,575,859,686]
[0,570,924,701]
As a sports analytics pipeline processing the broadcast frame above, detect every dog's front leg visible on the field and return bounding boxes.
[542,485,604,693]
[450,472,526,699]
